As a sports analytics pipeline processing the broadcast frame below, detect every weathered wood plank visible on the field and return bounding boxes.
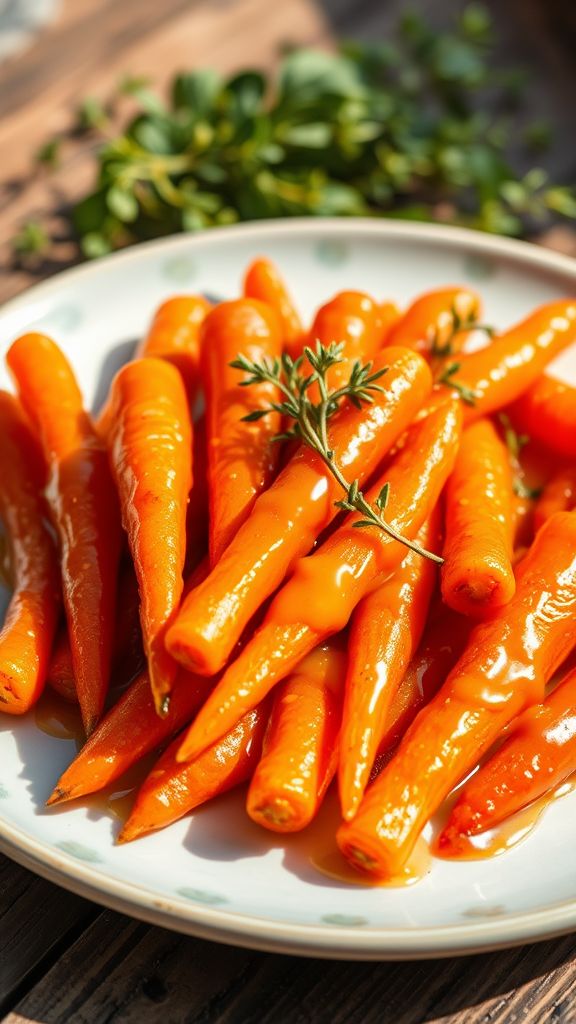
[0,855,98,1016]
[2,902,575,1024]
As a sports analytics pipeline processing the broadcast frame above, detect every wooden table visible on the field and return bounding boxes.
[1,2,575,1020]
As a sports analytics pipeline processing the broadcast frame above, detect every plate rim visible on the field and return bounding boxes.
[1,217,575,960]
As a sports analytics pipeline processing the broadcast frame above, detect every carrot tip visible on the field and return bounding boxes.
[46,787,69,806]
[116,824,139,844]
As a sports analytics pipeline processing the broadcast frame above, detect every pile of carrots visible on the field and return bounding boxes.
[2,256,576,883]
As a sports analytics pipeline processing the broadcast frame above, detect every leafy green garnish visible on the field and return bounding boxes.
[14,5,576,258]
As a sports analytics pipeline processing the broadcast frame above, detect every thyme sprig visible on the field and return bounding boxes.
[498,412,542,499]
[231,343,443,564]
[437,361,479,406]
[430,302,495,358]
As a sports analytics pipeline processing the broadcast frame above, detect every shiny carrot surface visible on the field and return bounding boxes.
[8,333,121,735]
[337,511,576,878]
[47,669,207,805]
[378,302,401,346]
[119,703,268,842]
[509,373,576,459]
[108,358,193,714]
[339,511,440,821]
[385,287,481,358]
[441,418,515,617]
[441,663,576,842]
[202,299,282,565]
[0,392,60,714]
[246,642,347,832]
[534,465,576,531]
[135,295,210,401]
[303,291,384,396]
[440,301,576,422]
[46,628,77,703]
[243,258,304,358]
[166,347,432,677]
[177,397,461,762]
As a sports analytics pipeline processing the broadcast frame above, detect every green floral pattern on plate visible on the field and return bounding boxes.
[463,253,496,281]
[321,913,367,927]
[162,255,198,284]
[56,840,103,863]
[315,240,349,268]
[177,887,228,905]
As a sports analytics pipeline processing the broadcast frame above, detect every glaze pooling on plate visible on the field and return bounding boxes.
[0,219,575,959]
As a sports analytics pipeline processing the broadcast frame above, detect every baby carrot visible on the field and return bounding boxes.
[177,397,461,762]
[202,299,283,565]
[46,629,77,703]
[441,418,516,617]
[339,511,440,821]
[96,295,210,437]
[135,295,210,401]
[47,669,207,805]
[440,663,576,842]
[166,347,432,676]
[108,358,193,714]
[337,510,576,878]
[244,258,304,358]
[0,392,60,714]
[374,602,472,760]
[509,374,576,459]
[246,642,347,833]
[304,291,385,396]
[378,302,401,346]
[8,333,121,735]
[439,300,576,423]
[534,465,576,531]
[118,704,268,842]
[385,287,481,358]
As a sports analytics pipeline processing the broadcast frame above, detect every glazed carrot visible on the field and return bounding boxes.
[46,629,76,703]
[177,397,461,762]
[337,511,576,878]
[185,415,209,573]
[96,295,210,437]
[437,300,576,423]
[203,299,282,565]
[47,669,207,804]
[7,334,121,734]
[246,642,347,833]
[243,258,304,358]
[304,291,385,396]
[441,418,516,617]
[534,465,576,531]
[378,302,401,346]
[0,392,60,714]
[374,603,472,761]
[385,287,481,358]
[339,511,440,821]
[441,663,576,842]
[118,703,268,842]
[509,373,576,459]
[166,347,432,676]
[108,358,192,714]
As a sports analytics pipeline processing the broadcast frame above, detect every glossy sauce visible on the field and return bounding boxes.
[311,834,431,887]
[0,530,12,588]
[34,690,84,746]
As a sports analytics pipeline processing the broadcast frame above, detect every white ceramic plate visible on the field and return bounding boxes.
[1,219,575,960]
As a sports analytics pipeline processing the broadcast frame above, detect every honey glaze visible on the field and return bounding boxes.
[311,835,431,888]
[433,776,576,862]
[89,752,160,825]
[34,690,84,746]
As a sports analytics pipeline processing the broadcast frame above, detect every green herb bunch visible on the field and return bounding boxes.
[18,4,576,260]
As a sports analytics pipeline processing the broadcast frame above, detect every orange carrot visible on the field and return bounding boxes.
[337,511,576,878]
[440,663,576,842]
[0,392,60,714]
[8,334,121,734]
[373,602,472,761]
[202,299,282,565]
[339,511,440,821]
[437,300,576,423]
[246,642,347,832]
[385,287,481,358]
[534,465,576,531]
[441,418,516,617]
[509,373,576,459]
[185,414,209,573]
[304,291,385,396]
[243,258,304,358]
[46,629,77,703]
[378,302,401,346]
[108,358,192,714]
[96,295,210,437]
[166,347,432,676]
[47,669,207,805]
[177,397,461,762]
[118,703,268,842]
